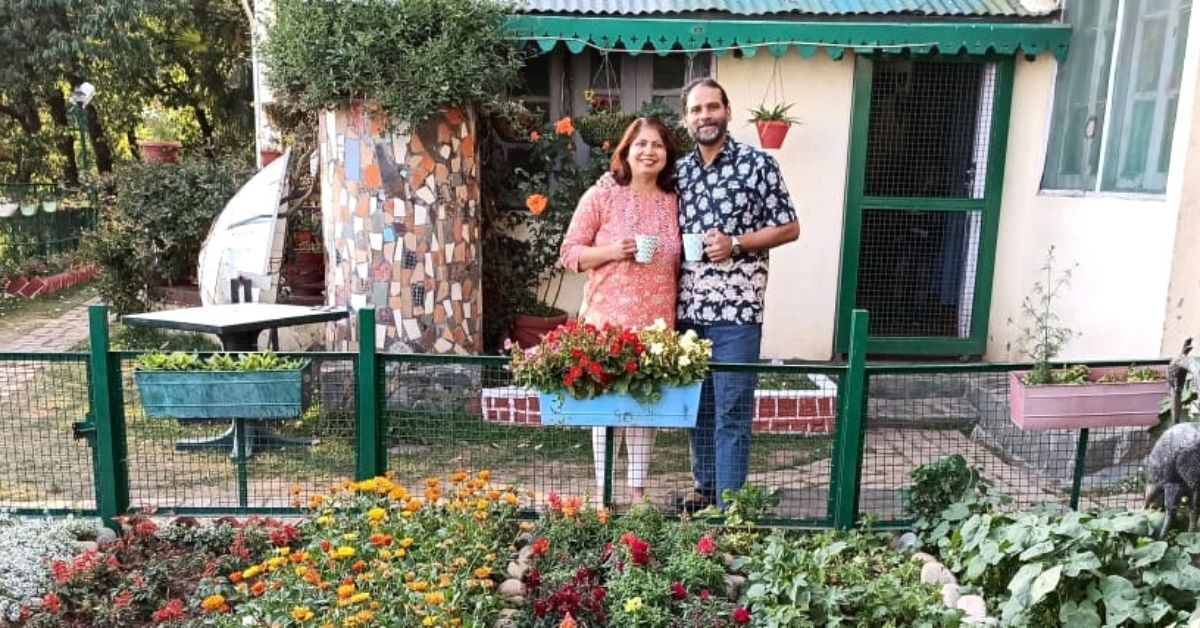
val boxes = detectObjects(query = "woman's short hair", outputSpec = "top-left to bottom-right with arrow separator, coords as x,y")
609,117 -> 679,192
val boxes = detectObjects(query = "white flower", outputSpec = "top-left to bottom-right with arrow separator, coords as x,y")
678,355 -> 692,367
679,331 -> 697,350
0,513 -> 102,621
649,342 -> 665,355
646,318 -> 668,333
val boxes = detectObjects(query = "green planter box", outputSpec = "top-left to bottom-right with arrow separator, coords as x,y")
134,360 -> 311,419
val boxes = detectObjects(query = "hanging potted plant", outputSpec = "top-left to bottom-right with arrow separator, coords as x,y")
1008,247 -> 1167,430
0,195 -> 17,218
40,191 -> 58,213
19,193 -> 39,216
510,319 -> 712,427
749,103 -> 799,150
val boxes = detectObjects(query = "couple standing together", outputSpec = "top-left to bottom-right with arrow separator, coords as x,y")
559,78 -> 799,512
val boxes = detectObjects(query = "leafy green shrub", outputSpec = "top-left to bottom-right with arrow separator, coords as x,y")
938,506 -> 1200,626
82,156 -> 253,314
134,350 -> 303,372
263,0 -> 524,129
743,531 -> 961,626
902,454 -> 981,526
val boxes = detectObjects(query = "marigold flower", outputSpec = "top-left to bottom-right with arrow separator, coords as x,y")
399,537 -> 415,548
242,565 -> 262,579
474,566 -> 491,579
526,194 -> 549,216
559,614 -> 578,628
554,117 -> 575,136
291,606 -> 315,622
335,546 -> 356,560
624,596 -> 643,613
450,469 -> 468,482
229,570 -> 243,584
367,507 -> 388,523
251,581 -> 267,597
200,594 -> 229,613
338,583 -> 357,599
425,591 -> 446,605
350,592 -> 370,605
504,492 -> 519,506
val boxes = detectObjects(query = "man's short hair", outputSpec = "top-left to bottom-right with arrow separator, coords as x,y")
681,77 -> 730,109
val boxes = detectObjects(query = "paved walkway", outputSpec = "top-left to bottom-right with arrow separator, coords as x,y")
0,297 -> 100,352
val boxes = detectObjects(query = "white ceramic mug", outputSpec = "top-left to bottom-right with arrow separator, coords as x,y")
634,235 -> 659,264
682,233 -> 705,262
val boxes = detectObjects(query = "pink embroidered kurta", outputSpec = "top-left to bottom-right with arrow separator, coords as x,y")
560,174 -> 680,329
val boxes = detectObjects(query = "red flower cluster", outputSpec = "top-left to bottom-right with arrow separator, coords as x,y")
620,533 -> 650,567
530,567 -> 607,624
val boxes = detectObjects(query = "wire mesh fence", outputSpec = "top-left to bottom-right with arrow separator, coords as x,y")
0,354 -> 96,513
0,345 -> 1166,526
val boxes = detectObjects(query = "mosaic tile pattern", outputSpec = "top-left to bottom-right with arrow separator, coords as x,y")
319,102 -> 481,353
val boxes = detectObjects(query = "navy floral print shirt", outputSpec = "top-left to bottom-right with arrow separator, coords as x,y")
676,136 -> 797,325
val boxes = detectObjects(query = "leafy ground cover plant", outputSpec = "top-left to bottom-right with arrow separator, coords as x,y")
742,530 -> 962,627
936,505 -> 1200,626
901,454 -> 982,528
0,513 -> 99,623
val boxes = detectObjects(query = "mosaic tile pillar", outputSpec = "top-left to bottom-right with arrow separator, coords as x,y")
319,102 -> 480,353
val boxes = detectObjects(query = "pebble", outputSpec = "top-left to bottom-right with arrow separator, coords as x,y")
910,551 -> 937,564
724,574 -> 746,600
920,561 -> 957,586
957,594 -> 987,618
497,578 -> 526,600
940,583 -> 960,608
506,561 -> 529,580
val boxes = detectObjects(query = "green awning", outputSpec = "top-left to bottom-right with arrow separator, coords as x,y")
506,16 -> 1071,61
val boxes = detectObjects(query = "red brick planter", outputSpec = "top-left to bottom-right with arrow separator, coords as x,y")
3,265 -> 99,299
480,375 -> 838,434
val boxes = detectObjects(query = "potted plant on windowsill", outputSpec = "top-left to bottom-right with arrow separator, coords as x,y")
749,103 -> 799,150
510,319 -> 712,427
133,351 -> 311,419
1008,247 -> 1167,430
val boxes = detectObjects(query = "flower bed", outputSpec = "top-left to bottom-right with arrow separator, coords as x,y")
480,373 -> 838,435
2,264 -> 98,299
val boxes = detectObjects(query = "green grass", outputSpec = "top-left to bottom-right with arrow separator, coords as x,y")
757,372 -> 821,391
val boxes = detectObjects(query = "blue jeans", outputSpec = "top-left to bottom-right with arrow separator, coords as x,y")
679,323 -> 762,508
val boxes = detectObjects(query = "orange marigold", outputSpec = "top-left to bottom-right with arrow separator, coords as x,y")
554,117 -> 575,136
526,194 -> 549,216
200,594 -> 229,613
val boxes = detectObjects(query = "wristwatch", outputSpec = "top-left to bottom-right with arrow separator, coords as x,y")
730,236 -> 742,257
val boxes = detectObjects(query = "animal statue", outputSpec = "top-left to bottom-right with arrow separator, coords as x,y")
1144,338 -> 1200,537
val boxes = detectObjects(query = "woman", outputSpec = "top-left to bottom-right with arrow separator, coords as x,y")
560,117 -> 681,506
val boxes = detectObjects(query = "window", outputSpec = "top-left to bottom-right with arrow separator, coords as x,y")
1042,0 -> 1191,194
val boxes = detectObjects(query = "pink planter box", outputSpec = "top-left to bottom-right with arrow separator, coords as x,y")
3,265 -> 98,299
481,374 -> 838,435
1008,367 -> 1168,431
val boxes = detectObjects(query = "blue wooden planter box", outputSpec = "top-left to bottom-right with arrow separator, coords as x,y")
134,360 -> 311,420
537,382 -> 703,428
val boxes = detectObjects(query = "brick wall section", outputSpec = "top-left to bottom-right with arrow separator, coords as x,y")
3,265 -> 99,299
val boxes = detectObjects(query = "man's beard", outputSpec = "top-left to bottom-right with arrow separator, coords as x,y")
689,120 -> 727,146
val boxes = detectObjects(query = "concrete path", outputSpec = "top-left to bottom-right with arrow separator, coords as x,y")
0,297 -> 100,352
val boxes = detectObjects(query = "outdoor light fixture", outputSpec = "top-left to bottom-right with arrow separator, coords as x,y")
71,82 -> 96,107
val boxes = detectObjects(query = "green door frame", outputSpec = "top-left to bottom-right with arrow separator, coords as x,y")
834,55 -> 1015,356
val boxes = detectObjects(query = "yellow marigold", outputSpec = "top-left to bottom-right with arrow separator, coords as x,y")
291,484 -> 302,495
267,556 -> 287,570
395,548 -> 407,558
473,510 -> 489,522
505,493 -> 519,506
316,515 -> 335,527
525,194 -> 548,216
338,583 -> 357,599
357,478 -> 377,492
278,547 -> 291,556
350,592 -> 370,605
309,494 -> 326,508
425,487 -> 441,502
335,546 -> 356,560
439,574 -> 453,588
450,469 -> 468,483
389,487 -> 408,501
423,616 -> 438,627
404,571 -> 416,582
342,532 -> 359,541
453,556 -> 469,567
291,606 -> 315,622
425,591 -> 446,605
624,597 -> 644,613
295,566 -> 310,577
408,580 -> 429,592
554,117 -> 575,136
473,566 -> 491,579
485,552 -> 497,562
425,477 -> 440,488
242,565 -> 263,579
477,470 -> 490,482
355,610 -> 375,623
367,507 -> 388,523
379,549 -> 393,560
475,499 -> 490,510
399,537 -> 415,548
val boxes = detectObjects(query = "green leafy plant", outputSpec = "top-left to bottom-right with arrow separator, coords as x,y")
81,156 -> 252,314
936,506 -> 1200,626
748,103 -> 799,124
134,350 -> 303,372
743,530 -> 961,627
138,104 -> 185,143
901,454 -> 981,527
262,0 -> 524,130
1011,246 -> 1080,385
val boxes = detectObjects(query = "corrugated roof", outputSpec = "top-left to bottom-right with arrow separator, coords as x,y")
518,0 -> 1060,17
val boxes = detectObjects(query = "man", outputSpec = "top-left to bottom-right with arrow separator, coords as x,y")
675,77 -> 800,512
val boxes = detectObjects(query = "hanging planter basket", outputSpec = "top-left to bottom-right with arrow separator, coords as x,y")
755,120 -> 792,149
41,200 -> 58,213
19,202 -> 38,217
0,202 -> 17,218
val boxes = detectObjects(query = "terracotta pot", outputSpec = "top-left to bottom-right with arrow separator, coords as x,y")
261,149 -> 284,167
1008,367 -> 1167,431
510,311 -> 568,348
139,140 -> 182,165
755,120 -> 791,149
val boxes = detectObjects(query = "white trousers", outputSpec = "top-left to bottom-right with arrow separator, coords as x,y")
592,427 -> 656,493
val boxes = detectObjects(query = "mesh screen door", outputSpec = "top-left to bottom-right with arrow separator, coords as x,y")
836,56 -> 1014,356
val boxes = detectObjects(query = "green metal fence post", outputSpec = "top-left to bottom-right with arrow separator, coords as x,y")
356,308 -> 385,480
1069,428 -> 1090,510
831,309 -> 869,530
88,305 -> 129,530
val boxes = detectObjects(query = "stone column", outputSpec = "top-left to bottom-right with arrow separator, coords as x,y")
319,101 -> 480,353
